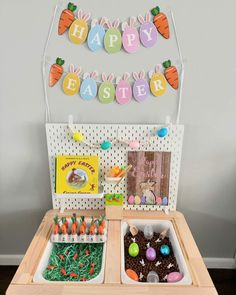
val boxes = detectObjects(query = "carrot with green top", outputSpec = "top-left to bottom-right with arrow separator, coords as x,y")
53,215 -> 60,234
89,217 -> 96,235
80,216 -> 86,228
151,6 -> 170,39
163,60 -> 179,90
72,213 -> 78,227
58,2 -> 77,35
49,57 -> 64,87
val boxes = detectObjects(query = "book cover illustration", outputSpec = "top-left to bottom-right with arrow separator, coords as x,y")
127,151 -> 171,206
56,155 -> 99,194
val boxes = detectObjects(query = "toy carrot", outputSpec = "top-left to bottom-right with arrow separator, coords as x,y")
53,215 -> 60,234
61,217 -> 69,229
58,2 -> 77,35
79,224 -> 86,235
80,216 -> 86,228
89,217 -> 96,235
72,213 -> 78,227
71,215 -> 77,235
70,272 -> 78,278
49,57 -> 64,87
163,60 -> 179,90
151,6 -> 170,39
100,214 -> 106,228
98,223 -> 104,235
61,223 -> 67,235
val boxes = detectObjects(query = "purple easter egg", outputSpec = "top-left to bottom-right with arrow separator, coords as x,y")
167,272 -> 183,283
116,80 -> 132,105
156,196 -> 162,205
146,247 -> 156,261
133,79 -> 150,102
140,22 -> 158,48
128,195 -> 135,205
122,27 -> 140,53
141,196 -> 146,204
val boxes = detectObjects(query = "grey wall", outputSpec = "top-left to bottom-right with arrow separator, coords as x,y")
0,0 -> 236,259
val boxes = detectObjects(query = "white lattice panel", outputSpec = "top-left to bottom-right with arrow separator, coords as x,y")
46,123 -> 184,211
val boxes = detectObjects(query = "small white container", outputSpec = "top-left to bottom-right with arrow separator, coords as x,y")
33,240 -> 107,284
121,219 -> 192,285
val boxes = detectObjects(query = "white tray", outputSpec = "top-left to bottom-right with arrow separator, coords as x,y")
121,219 -> 192,285
33,241 -> 106,284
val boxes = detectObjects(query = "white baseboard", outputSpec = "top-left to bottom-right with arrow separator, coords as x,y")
204,257 -> 236,269
0,255 -> 24,265
0,255 -> 235,269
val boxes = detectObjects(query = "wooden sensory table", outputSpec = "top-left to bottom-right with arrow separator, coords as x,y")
6,209 -> 217,295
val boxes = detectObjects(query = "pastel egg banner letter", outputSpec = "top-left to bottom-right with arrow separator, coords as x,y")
69,10 -> 90,45
80,78 -> 97,100
63,73 -> 80,96
98,82 -> 115,103
116,80 -> 132,105
122,18 -> 140,53
133,79 -> 149,102
104,20 -> 122,54
138,13 -> 158,48
150,73 -> 167,97
87,22 -> 105,52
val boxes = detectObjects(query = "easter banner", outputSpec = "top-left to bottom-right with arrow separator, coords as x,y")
57,3 -> 170,54
48,59 -> 179,104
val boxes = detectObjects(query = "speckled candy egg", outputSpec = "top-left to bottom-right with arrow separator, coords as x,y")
157,127 -> 169,138
100,141 -> 112,150
128,242 -> 139,257
140,22 -> 158,48
162,197 -> 168,206
128,195 -> 135,205
134,195 -> 141,205
146,247 -> 156,261
141,196 -> 146,204
133,79 -> 150,102
167,272 -> 183,283
116,79 -> 132,105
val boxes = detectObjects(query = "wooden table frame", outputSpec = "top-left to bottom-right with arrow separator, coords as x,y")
7,210 -> 217,295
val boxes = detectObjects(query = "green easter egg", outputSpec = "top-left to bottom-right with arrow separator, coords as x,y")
128,242 -> 139,257
101,141 -> 112,150
104,28 -> 122,54
98,82 -> 115,104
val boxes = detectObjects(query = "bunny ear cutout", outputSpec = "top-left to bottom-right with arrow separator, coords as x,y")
102,72 -> 107,82
139,70 -> 145,79
100,17 -> 106,27
105,18 -> 112,29
91,18 -> 98,28
133,72 -> 139,81
83,72 -> 90,79
83,12 -> 91,22
130,16 -> 137,27
145,12 -> 151,22
155,64 -> 162,73
108,73 -> 114,82
113,18 -> 120,28
138,14 -> 145,24
75,66 -> 82,76
70,64 -> 75,73
148,70 -> 154,79
77,9 -> 83,19
91,70 -> 98,79
123,72 -> 130,81
122,21 -> 128,31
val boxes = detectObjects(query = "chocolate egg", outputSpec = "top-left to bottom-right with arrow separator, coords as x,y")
167,272 -> 183,283
129,242 -> 139,257
146,247 -> 156,261
126,269 -> 139,281
160,244 -> 170,256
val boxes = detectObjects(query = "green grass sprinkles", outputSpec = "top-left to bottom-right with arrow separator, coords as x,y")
43,243 -> 103,281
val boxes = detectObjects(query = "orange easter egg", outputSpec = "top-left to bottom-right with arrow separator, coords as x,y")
126,269 -> 139,281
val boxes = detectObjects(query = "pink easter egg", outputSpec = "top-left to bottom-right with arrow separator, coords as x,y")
133,79 -> 150,102
167,272 -> 183,283
116,80 -> 132,105
140,22 -> 158,48
128,195 -> 135,205
129,140 -> 140,149
156,196 -> 162,205
122,27 -> 140,53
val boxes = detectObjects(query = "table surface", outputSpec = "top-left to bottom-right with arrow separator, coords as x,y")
6,210 -> 218,295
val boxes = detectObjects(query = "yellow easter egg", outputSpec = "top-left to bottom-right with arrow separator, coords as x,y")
150,73 -> 167,97
134,195 -> 141,205
69,19 -> 88,44
62,73 -> 80,96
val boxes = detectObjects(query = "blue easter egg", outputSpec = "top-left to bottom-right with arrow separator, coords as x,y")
162,197 -> 168,206
101,141 -> 112,150
87,25 -> 105,52
80,78 -> 97,101
157,127 -> 169,138
160,244 -> 170,256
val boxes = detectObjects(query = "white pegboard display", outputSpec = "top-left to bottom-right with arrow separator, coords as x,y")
46,123 -> 184,211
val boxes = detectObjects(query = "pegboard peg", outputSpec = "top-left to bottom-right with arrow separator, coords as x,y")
165,116 -> 171,125
68,114 -> 74,133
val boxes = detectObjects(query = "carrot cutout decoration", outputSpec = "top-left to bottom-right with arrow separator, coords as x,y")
71,215 -> 77,235
163,60 -> 179,90
89,217 -> 96,235
151,6 -> 170,39
53,215 -> 60,235
58,2 -> 77,35
49,57 -> 64,87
